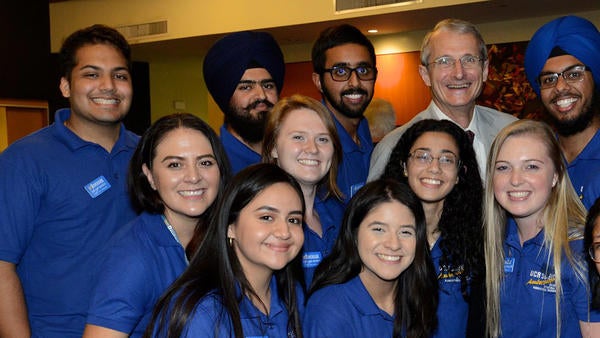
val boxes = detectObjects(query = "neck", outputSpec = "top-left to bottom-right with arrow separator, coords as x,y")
359,271 -> 396,316
514,217 -> 543,246
227,125 -> 263,154
64,117 -> 120,152
433,99 -> 475,129
163,212 -> 198,249
302,184 -> 323,236
327,103 -> 362,144
245,270 -> 272,315
558,119 -> 599,163
422,201 -> 443,246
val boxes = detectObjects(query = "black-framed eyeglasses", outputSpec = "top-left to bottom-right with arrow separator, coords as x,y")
589,243 -> 600,263
537,65 -> 589,90
425,55 -> 484,70
408,149 -> 460,169
322,65 -> 377,82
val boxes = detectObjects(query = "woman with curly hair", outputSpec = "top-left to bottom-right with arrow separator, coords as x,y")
381,119 -> 485,337
585,198 -> 600,310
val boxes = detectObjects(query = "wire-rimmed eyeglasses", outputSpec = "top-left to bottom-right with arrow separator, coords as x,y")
537,65 -> 589,90
425,55 -> 484,70
408,149 -> 460,169
322,65 -> 377,82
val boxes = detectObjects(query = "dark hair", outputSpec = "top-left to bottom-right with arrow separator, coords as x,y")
311,24 -> 376,75
128,113 -> 232,258
59,24 -> 131,81
145,163 -> 305,338
310,179 -> 437,337
585,197 -> 600,309
382,119 -> 485,297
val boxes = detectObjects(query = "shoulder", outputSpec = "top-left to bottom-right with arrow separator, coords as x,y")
475,105 -> 518,125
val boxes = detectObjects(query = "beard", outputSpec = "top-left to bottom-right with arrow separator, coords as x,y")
225,98 -> 273,143
321,80 -> 372,119
549,91 -> 599,136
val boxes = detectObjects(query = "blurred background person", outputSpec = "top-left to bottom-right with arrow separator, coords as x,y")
364,98 -> 397,144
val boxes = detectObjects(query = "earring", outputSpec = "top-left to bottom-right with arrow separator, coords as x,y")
402,163 -> 408,177
228,237 -> 233,246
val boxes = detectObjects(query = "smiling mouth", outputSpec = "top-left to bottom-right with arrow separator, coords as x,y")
377,253 -> 401,262
507,191 -> 529,199
447,83 -> 470,89
92,97 -> 120,105
554,97 -> 578,109
421,178 -> 441,185
179,189 -> 205,197
298,159 -> 319,166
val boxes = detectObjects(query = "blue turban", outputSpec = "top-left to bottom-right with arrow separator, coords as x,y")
203,31 -> 285,114
525,15 -> 600,96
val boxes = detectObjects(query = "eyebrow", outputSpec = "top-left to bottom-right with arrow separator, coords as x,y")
238,79 -> 275,85
160,153 -> 216,163
412,147 -> 458,155
539,64 -> 585,75
254,205 -> 303,215
78,64 -> 130,73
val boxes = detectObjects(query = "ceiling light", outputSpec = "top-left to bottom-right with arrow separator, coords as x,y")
368,29 -> 378,34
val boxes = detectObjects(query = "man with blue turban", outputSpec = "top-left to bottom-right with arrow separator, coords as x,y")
203,31 -> 285,173
525,15 -> 600,209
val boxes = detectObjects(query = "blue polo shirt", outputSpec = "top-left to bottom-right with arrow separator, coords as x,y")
431,238 -> 468,338
220,125 -> 261,174
0,108 -> 138,337
330,111 -> 373,204
302,194 -> 345,287
567,128 -> 600,209
500,218 -> 600,337
177,277 -> 303,337
303,275 -> 394,338
87,212 -> 188,337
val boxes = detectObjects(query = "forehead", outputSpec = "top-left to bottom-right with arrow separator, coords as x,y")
280,107 -> 325,127
155,127 -> 212,153
411,131 -> 459,152
324,43 -> 373,66
428,30 -> 479,57
498,134 -> 550,159
593,218 -> 600,237
245,182 -> 301,209
239,68 -> 273,81
541,54 -> 585,72
74,43 -> 128,68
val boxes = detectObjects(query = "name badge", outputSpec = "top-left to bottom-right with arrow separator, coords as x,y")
504,257 -> 515,273
303,251 -> 322,268
84,176 -> 111,198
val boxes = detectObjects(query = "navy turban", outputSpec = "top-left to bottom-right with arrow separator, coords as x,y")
203,31 -> 285,114
525,15 -> 600,96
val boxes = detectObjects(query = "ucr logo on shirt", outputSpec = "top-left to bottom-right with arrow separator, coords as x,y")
84,175 -> 111,198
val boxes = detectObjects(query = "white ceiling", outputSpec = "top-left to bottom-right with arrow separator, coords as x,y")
128,0 -> 600,61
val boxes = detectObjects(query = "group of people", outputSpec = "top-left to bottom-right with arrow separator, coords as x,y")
1,12 -> 600,338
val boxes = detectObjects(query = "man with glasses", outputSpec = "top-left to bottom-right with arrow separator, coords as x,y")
525,15 -> 600,209
368,18 -> 517,181
311,24 -> 377,203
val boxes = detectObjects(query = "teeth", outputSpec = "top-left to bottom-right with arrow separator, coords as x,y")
344,94 -> 362,99
377,254 -> 400,262
556,97 -> 577,107
92,98 -> 119,104
422,178 -> 441,185
447,83 -> 469,89
179,190 -> 204,197
298,159 -> 319,165
508,191 -> 529,198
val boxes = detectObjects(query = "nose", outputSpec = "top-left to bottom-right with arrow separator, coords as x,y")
184,165 -> 201,183
253,84 -> 267,101
99,74 -> 116,92
273,220 -> 291,240
304,138 -> 318,154
451,61 -> 465,79
554,75 -> 571,92
510,168 -> 522,186
426,158 -> 442,173
384,233 -> 402,251
347,69 -> 361,87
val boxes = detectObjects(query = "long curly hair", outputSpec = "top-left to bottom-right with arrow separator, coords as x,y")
585,197 -> 600,309
381,119 -> 484,296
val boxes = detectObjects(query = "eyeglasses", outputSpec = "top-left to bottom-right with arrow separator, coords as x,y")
537,65 -> 588,90
589,243 -> 600,262
408,149 -> 460,169
426,55 -> 484,70
322,65 -> 377,82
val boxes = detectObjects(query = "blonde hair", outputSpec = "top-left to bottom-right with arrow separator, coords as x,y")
484,119 -> 587,337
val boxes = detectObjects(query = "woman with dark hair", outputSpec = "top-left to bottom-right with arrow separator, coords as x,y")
263,94 -> 344,286
381,119 -> 485,337
585,198 -> 600,310
304,179 -> 437,338
84,113 -> 231,338
145,163 -> 305,338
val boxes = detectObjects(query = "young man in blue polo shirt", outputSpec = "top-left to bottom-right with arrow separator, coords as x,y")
311,24 -> 376,203
0,25 -> 138,337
